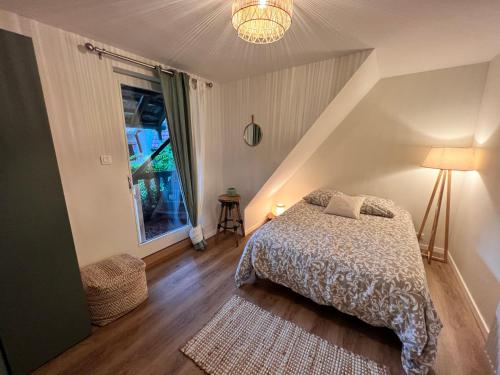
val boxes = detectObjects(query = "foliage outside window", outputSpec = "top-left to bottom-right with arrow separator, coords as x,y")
130,144 -> 176,174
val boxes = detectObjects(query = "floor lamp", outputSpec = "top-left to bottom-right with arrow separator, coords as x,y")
418,147 -> 475,264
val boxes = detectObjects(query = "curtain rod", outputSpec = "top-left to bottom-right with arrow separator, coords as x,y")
84,42 -> 213,88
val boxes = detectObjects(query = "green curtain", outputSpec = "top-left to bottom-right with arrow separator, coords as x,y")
157,68 -> 206,249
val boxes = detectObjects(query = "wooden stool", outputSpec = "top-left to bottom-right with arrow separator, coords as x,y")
216,194 -> 245,246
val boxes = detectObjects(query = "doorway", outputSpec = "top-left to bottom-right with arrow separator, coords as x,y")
119,80 -> 188,244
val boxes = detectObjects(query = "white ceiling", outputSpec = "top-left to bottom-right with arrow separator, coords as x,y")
1,0 -> 500,82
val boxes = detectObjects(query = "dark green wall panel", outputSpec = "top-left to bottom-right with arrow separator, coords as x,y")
0,29 -> 91,374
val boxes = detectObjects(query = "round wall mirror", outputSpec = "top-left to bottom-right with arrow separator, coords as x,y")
243,115 -> 263,147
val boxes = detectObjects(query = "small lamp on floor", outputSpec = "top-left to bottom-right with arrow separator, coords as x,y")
268,202 -> 286,221
273,202 -> 286,216
418,147 -> 475,264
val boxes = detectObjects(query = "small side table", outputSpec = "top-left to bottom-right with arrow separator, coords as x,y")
215,194 -> 245,246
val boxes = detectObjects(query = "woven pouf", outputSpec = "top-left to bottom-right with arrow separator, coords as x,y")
81,254 -> 148,326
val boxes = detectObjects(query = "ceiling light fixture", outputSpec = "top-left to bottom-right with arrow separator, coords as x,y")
232,0 -> 293,44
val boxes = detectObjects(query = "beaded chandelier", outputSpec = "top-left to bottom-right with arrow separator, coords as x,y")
232,0 -> 294,44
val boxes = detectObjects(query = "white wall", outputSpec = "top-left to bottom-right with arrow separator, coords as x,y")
274,63 -> 486,236
0,9 -> 223,266
451,55 -> 500,334
243,51 -> 381,232
219,50 -> 370,208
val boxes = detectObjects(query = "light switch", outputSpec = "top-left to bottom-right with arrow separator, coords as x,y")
100,155 -> 113,165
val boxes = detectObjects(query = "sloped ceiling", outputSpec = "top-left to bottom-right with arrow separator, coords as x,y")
1,0 -> 500,81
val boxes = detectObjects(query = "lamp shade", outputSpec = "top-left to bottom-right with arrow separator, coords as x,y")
232,0 -> 293,44
422,147 -> 475,171
273,202 -> 286,216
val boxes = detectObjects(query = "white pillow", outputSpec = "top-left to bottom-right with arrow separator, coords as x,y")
324,194 -> 366,219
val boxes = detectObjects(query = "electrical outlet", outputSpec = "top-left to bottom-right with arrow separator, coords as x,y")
100,155 -> 113,165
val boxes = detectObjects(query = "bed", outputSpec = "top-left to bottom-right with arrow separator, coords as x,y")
235,196 -> 442,375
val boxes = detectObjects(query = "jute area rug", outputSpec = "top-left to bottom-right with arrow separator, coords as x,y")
181,296 -> 390,375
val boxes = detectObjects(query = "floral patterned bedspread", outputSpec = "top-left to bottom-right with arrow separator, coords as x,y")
235,201 -> 442,375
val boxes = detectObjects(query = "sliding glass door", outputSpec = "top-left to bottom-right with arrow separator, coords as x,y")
119,80 -> 187,244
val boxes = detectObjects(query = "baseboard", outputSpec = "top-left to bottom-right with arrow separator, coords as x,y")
419,243 -> 489,339
419,243 -> 445,257
141,226 -> 223,270
448,253 -> 490,339
142,237 -> 193,270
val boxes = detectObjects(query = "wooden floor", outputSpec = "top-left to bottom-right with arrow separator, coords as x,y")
34,234 -> 490,375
